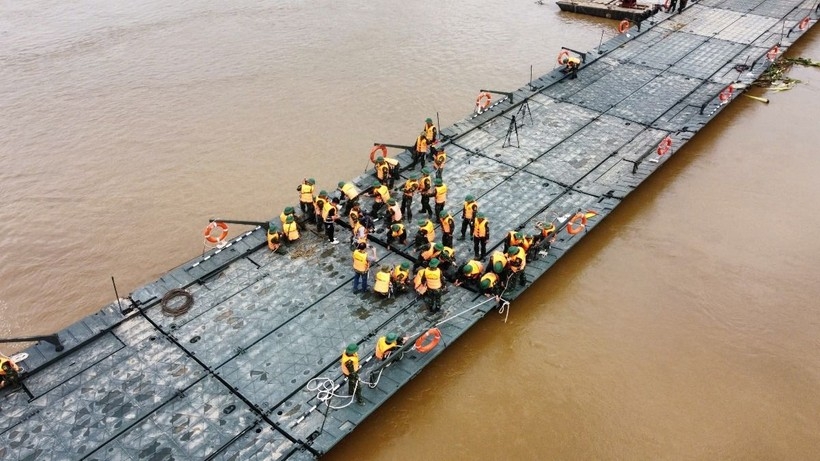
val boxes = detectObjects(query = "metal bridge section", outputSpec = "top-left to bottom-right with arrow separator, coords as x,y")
1,1 -> 816,459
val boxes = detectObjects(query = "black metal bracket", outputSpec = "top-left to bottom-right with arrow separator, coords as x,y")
561,47 -> 588,63
479,89 -> 514,104
372,142 -> 414,151
209,218 -> 270,228
0,334 -> 63,352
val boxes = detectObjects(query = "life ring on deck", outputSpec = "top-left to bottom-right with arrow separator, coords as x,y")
557,49 -> 570,66
618,20 -> 630,34
799,17 -> 810,31
370,144 -> 388,164
414,328 -> 442,353
664,0 -> 670,10
657,136 -> 672,156
566,213 -> 587,235
766,45 -> 780,61
475,92 -> 492,111
718,85 -> 734,103
204,221 -> 229,244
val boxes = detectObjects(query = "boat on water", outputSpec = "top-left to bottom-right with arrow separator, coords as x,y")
556,0 -> 660,21
0,1 -> 816,459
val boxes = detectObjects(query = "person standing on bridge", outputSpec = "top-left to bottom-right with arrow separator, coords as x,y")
423,117 -> 438,161
460,195 -> 479,241
432,147 -> 446,179
352,242 -> 377,293
408,133 -> 428,170
417,168 -> 434,218
401,174 -> 419,221
297,178 -> 316,221
322,197 -> 340,245
439,210 -> 455,248
433,178 -> 447,218
472,212 -> 490,260
337,181 -> 360,216
341,343 -> 364,405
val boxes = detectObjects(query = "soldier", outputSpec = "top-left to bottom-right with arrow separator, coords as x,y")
283,215 -> 300,242
369,180 -> 391,220
533,220 -> 557,257
375,156 -> 391,186
387,223 -> 407,249
297,178 -> 316,220
401,174 -> 419,221
433,178 -> 447,218
373,266 -> 392,297
479,272 -> 504,299
414,218 -> 436,250
504,231 -> 524,253
439,210 -> 455,248
454,259 -> 484,288
386,198 -> 403,225
417,168 -> 434,218
416,242 -> 443,270
421,258 -> 445,313
341,343 -> 364,405
506,246 -> 527,287
0,354 -> 21,389
352,242 -> 377,293
375,332 -> 406,361
391,262 -> 412,294
266,222 -> 285,254
280,206 -> 296,227
432,147 -> 446,179
459,195 -> 479,241
314,191 -> 329,232
422,117 -> 438,160
408,132 -> 428,170
322,197 -> 340,244
337,181 -> 360,215
472,212 -> 490,260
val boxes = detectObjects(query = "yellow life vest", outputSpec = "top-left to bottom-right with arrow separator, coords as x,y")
341,353 -> 359,375
283,221 -> 300,241
416,135 -> 428,152
440,246 -> 454,262
0,356 -> 10,375
434,151 -> 446,168
321,201 -> 336,221
434,184 -> 447,204
464,259 -> 484,277
440,214 -> 454,233
463,201 -> 478,220
384,157 -> 399,168
373,185 -> 390,203
340,183 -> 359,200
403,179 -> 418,196
419,175 -> 432,192
521,235 -> 534,252
420,243 -> 441,261
391,223 -> 405,237
424,267 -> 442,290
480,272 -> 498,288
508,253 -> 526,272
376,162 -> 390,181
299,183 -> 314,203
280,212 -> 289,226
566,56 -> 581,67
424,123 -> 436,142
540,223 -> 556,239
507,231 -> 523,247
353,249 -> 370,273
314,197 -> 326,214
473,218 -> 488,238
349,209 -> 360,222
375,337 -> 398,360
374,270 -> 391,294
391,266 -> 409,283
267,231 -> 280,250
419,220 -> 435,242
491,250 -> 507,267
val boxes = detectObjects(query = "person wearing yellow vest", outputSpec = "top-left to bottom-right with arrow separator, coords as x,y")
504,231 -> 524,253
421,258 -> 445,312
433,178 -> 447,218
375,156 -> 391,185
283,215 -> 300,242
314,191 -> 329,232
409,132 -> 428,170
297,178 -> 316,220
267,222 -> 285,254
417,168 -> 434,217
562,55 -> 581,79
352,242 -> 377,293
414,218 -> 436,251
520,234 -> 535,261
375,332 -> 406,361
416,242 -> 443,271
489,250 -> 509,279
479,272 -> 503,298
438,210 -> 455,247
280,206 -> 296,227
533,220 -> 557,257
0,355 -> 21,389
337,181 -> 360,215
369,180 -> 391,221
401,174 -> 419,220
459,194 -> 479,241
341,343 -> 364,405
454,259 -> 484,287
391,261 -> 411,294
506,246 -> 527,287
322,197 -> 340,245
423,117 -> 438,160
472,212 -> 490,260
373,266 -> 392,297
384,156 -> 400,188
433,148 -> 446,179
438,246 -> 455,273
387,223 -> 407,249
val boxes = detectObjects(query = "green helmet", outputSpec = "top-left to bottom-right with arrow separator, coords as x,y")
373,180 -> 382,188
493,261 -> 504,273
338,181 -> 346,188
410,173 -> 420,180
346,343 -> 359,354
308,178 -> 316,185
391,224 -> 401,232
376,156 -> 385,163
434,243 -> 444,251
268,221 -> 278,230
425,118 -> 433,123
421,167 -> 431,175
434,178 -> 443,186
319,190 -> 328,197
462,263 -> 474,274
465,194 -> 475,202
284,206 -> 294,214
438,210 -> 448,218
508,246 -> 520,255
514,232 -> 522,240
476,212 -> 485,219
400,262 -> 410,270
387,198 -> 396,205
429,258 -> 440,268
286,215 -> 295,223
418,219 -> 428,226
386,332 -> 398,343
480,278 -> 491,289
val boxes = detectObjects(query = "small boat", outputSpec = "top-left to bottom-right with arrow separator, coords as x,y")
556,0 -> 661,21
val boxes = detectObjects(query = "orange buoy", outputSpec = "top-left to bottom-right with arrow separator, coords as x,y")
204,221 -> 229,245
566,213 -> 587,235
799,17 -> 810,31
475,92 -> 492,111
718,85 -> 734,103
766,45 -> 779,61
657,136 -> 672,156
618,20 -> 630,34
557,49 -> 570,66
414,328 -> 442,353
370,144 -> 388,164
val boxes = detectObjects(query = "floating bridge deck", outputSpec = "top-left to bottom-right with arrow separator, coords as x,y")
1,2 -> 816,459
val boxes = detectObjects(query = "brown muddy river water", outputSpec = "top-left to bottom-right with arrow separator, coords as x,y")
2,1 -> 819,459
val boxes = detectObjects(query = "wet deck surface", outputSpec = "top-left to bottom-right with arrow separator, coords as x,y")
1,1 -> 816,459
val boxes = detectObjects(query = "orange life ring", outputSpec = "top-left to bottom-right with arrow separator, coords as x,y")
566,213 -> 587,235
718,85 -> 734,103
766,45 -> 779,61
204,221 -> 229,244
799,17 -> 810,31
475,92 -> 492,111
557,49 -> 570,66
657,136 -> 672,156
664,0 -> 670,10
414,328 -> 442,353
618,20 -> 630,34
370,144 -> 388,164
